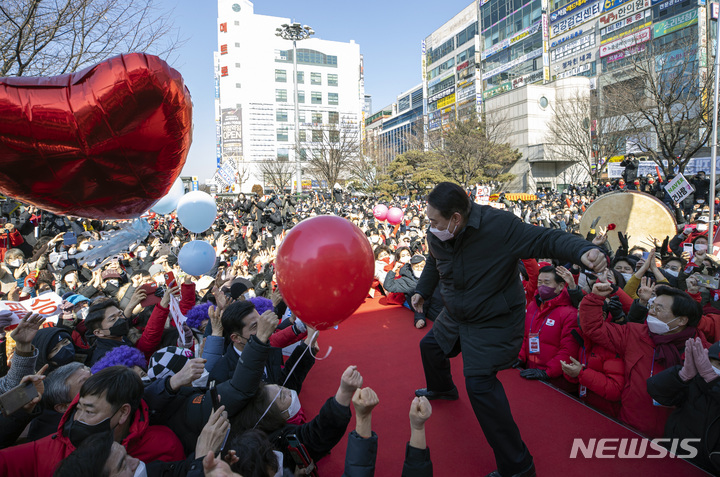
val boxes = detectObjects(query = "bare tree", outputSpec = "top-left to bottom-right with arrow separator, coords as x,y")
545,89 -> 625,180
427,112 -> 519,188
301,121 -> 360,198
0,0 -> 182,77
258,160 -> 293,192
347,155 -> 382,192
602,35 -> 713,176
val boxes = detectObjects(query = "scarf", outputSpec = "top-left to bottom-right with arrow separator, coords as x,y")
650,326 -> 698,368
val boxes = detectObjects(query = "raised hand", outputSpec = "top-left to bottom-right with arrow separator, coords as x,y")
336,365 -> 363,407
556,266 -> 576,289
637,276 -> 656,304
678,337 -> 697,382
591,281 -> 614,297
169,358 -> 207,391
10,313 -> 46,353
256,310 -> 279,343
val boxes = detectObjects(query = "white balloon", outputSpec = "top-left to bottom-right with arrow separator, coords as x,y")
150,179 -> 185,215
178,240 -> 216,276
176,191 -> 217,233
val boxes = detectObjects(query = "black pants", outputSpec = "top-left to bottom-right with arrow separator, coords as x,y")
419,328 -> 532,476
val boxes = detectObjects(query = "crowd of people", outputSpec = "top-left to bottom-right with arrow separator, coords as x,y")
0,172 -> 717,476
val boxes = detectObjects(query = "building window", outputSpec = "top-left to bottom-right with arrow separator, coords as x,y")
299,130 -> 307,142
311,72 -> 322,85
312,129 -> 323,142
235,63 -> 241,68
328,92 -> 338,105
312,112 -> 323,124
299,148 -> 307,160
277,128 -> 289,141
276,110 -> 288,122
234,42 -> 240,47
276,89 -> 287,102
311,91 -> 322,104
277,149 -> 289,161
297,91 -> 305,103
329,130 -> 340,143
298,111 -> 306,122
234,21 -> 239,26
235,83 -> 241,88
328,111 -> 339,124
297,71 -> 304,84
328,74 -> 338,86
275,69 -> 287,82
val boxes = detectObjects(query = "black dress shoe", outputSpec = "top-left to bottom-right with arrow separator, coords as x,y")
485,463 -> 536,477
414,387 -> 459,400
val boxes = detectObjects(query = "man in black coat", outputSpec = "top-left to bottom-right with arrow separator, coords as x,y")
412,182 -> 606,477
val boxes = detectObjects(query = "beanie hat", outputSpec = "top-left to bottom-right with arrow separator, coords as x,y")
147,346 -> 191,380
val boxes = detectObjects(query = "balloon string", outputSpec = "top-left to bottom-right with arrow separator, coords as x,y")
307,329 -> 332,360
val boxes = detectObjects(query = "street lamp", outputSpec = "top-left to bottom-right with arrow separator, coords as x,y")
276,22 -> 314,195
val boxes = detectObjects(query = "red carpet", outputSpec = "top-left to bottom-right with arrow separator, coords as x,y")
296,297 -> 711,476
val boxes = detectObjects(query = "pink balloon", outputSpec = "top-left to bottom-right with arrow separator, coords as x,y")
387,207 -> 404,225
373,204 -> 388,221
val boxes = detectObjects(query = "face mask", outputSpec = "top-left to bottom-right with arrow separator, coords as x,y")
413,270 -> 423,279
370,237 -> 379,244
8,259 -> 21,268
620,273 -> 633,282
537,285 -> 559,301
107,279 -> 119,288
154,276 -> 165,286
134,461 -> 148,477
429,217 -> 458,242
696,243 -> 708,252
78,243 -> 89,252
664,268 -> 679,277
138,251 -> 148,259
77,308 -> 89,320
51,344 -> 76,366
68,248 -> 77,255
243,290 -> 256,299
68,409 -> 117,448
284,389 -> 302,419
646,315 -> 680,335
399,256 -> 410,264
107,318 -> 130,337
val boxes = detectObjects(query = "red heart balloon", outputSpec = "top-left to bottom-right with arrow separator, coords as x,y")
0,53 -> 192,219
276,215 -> 374,330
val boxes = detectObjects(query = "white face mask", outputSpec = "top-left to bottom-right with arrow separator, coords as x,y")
8,259 -> 21,268
243,290 -> 256,299
413,269 -> 423,279
664,268 -> 679,277
399,256 -> 410,264
647,315 -> 680,335
134,461 -> 148,477
284,389 -> 301,419
620,272 -> 633,282
696,243 -> 708,252
429,217 -> 458,242
154,276 -> 165,286
78,243 -> 90,252
138,251 -> 148,259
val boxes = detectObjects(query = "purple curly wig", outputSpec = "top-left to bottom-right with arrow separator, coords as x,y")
185,302 -> 212,330
249,296 -> 274,316
91,345 -> 147,374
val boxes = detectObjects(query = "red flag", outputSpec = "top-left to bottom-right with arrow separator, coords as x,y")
656,166 -> 663,183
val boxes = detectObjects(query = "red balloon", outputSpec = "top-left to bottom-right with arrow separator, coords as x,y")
386,207 -> 404,225
0,53 -> 192,219
373,204 -> 388,221
276,215 -> 374,330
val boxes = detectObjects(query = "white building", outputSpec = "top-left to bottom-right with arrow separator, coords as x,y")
215,0 -> 364,192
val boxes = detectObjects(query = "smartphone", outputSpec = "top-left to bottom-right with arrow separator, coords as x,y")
696,274 -> 720,289
139,282 -> 162,308
683,243 -> 695,256
0,381 -> 38,416
63,232 -> 77,246
642,251 -> 649,260
164,271 -> 177,289
286,434 -> 317,476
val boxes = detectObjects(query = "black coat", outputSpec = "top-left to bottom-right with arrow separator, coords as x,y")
383,263 -> 442,323
647,365 -> 720,474
415,203 -> 597,376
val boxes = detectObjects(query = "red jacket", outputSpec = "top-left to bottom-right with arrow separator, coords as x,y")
566,311 -> 625,418
579,293 -> 709,438
519,287 -> 580,378
0,395 -> 184,477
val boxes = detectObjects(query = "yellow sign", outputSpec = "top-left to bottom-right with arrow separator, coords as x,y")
437,93 -> 456,109
608,155 -> 625,162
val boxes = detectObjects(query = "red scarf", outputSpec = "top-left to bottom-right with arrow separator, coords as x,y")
650,326 -> 698,368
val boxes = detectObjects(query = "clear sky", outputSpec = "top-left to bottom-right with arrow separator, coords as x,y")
164,0 -> 475,180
